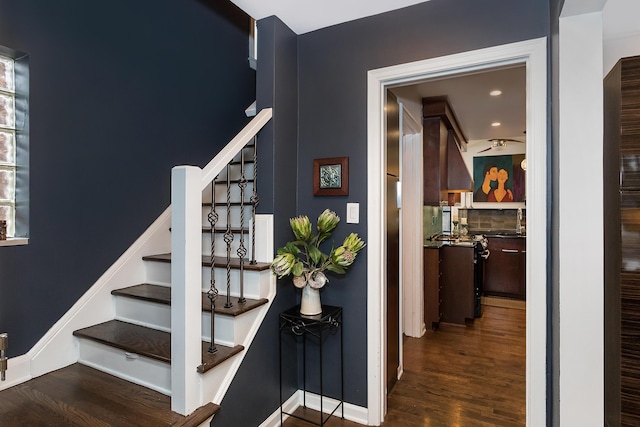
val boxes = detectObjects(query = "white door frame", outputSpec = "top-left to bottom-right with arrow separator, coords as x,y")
366,38 -> 548,426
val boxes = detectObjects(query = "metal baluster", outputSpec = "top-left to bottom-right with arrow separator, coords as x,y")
224,165 -> 234,309
206,177 -> 219,353
237,148 -> 248,304
250,136 -> 259,265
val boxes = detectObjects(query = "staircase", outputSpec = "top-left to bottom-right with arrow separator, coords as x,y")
0,109 -> 275,425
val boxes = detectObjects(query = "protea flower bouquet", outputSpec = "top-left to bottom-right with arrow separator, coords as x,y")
270,209 -> 366,315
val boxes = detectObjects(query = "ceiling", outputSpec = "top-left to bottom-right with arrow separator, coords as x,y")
391,65 -> 526,148
228,0 -> 433,34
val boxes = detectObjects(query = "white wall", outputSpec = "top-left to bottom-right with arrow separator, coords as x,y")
559,9 -> 605,427
603,0 -> 640,74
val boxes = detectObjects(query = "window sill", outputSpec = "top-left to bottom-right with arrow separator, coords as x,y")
0,237 -> 28,247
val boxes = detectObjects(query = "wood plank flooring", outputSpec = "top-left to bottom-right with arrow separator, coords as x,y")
0,364 -> 219,426
283,305 -> 526,427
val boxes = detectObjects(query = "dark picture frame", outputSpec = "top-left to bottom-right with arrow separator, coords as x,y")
313,157 -> 349,196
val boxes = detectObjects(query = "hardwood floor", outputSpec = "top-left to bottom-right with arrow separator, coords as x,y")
283,305 -> 526,427
0,364 -> 219,426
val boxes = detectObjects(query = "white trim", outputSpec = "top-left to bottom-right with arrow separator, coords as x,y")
0,353 -> 30,391
558,11 -> 604,425
26,208 -> 172,379
367,38 -> 548,425
401,132 -> 424,338
0,237 -> 28,246
259,390 -> 369,427
171,166 -> 203,414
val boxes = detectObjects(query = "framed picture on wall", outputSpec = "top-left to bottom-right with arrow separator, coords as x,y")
313,157 -> 349,196
472,154 -> 526,203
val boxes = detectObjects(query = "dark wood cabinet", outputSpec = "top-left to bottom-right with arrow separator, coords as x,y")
424,248 -> 441,330
422,97 -> 473,206
604,55 -> 640,427
422,118 -> 448,205
484,237 -> 526,300
440,245 -> 475,325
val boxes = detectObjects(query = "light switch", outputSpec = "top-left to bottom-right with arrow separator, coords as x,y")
346,203 -> 359,224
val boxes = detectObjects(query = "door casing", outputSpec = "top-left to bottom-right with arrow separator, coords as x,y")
366,37 -> 548,425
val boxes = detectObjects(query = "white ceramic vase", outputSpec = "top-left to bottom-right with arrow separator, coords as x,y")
300,284 -> 322,316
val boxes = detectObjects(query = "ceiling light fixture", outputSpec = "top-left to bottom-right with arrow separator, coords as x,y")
476,138 -> 525,153
490,89 -> 502,96
491,122 -> 501,127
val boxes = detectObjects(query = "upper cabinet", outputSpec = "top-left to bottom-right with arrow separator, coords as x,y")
422,97 -> 474,205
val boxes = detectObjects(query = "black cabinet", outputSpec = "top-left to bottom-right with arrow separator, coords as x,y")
440,245 -> 475,324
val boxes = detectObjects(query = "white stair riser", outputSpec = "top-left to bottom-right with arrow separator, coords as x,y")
77,338 -> 171,396
201,307 -> 262,347
112,296 -> 257,346
145,263 -> 270,299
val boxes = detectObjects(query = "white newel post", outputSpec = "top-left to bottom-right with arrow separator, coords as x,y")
171,166 -> 203,415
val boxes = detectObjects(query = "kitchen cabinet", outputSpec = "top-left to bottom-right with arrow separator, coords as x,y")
440,245 -> 475,324
484,237 -> 526,300
422,97 -> 474,206
604,55 -> 640,426
424,248 -> 441,330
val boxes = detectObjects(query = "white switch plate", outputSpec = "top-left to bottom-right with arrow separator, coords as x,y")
346,203 -> 359,224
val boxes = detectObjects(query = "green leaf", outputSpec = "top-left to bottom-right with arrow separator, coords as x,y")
327,264 -> 346,275
284,242 -> 301,255
308,245 -> 323,265
292,262 -> 304,277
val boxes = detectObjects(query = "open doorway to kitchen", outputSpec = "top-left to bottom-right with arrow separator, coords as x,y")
366,38 -> 547,426
390,64 -> 528,426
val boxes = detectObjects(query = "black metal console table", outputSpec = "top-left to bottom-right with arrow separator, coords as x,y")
279,305 -> 344,426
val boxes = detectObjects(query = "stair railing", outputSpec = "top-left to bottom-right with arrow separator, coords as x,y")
170,108 -> 272,415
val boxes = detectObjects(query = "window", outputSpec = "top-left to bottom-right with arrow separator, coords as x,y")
0,47 -> 28,245
0,55 -> 16,237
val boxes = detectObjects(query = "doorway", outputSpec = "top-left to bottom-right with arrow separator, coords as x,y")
366,38 -> 548,425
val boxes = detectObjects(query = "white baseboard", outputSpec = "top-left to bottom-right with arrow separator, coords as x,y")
259,390 -> 369,427
0,353 -> 31,391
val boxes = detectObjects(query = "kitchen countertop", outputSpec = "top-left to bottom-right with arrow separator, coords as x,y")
472,230 -> 526,238
424,240 -> 476,248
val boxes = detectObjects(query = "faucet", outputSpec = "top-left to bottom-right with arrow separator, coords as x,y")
516,208 -> 523,235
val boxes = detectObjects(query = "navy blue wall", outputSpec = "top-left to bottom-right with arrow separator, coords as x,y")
0,0 -> 255,356
210,16 -> 299,426
296,0 -> 550,407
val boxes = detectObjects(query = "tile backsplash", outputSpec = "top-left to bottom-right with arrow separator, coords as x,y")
462,208 -> 526,232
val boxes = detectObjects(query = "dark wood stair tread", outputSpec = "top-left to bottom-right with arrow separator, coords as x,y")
112,283 -> 268,316
73,320 -> 243,372
0,363 -> 220,426
142,253 -> 271,271
201,226 -> 249,233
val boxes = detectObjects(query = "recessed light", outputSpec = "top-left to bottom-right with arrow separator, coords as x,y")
490,90 -> 502,96
491,122 -> 501,127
